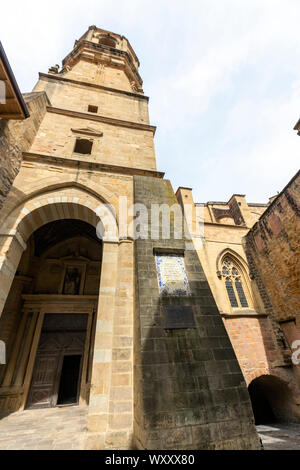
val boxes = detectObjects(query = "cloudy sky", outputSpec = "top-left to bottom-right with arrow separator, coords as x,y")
2,0 -> 299,203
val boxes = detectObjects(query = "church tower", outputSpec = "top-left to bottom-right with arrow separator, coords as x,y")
0,26 -> 260,450
32,25 -> 157,171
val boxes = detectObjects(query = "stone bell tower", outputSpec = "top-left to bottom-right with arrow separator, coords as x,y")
31,25 -> 157,171
61,26 -> 143,93
0,26 -> 260,450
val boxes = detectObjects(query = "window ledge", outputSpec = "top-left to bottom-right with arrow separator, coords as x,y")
221,309 -> 268,318
73,152 -> 91,156
273,358 -> 293,368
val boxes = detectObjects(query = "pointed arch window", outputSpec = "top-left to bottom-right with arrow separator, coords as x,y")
222,257 -> 249,308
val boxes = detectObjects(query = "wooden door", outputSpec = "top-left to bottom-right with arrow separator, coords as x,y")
26,314 -> 87,409
26,332 -> 61,409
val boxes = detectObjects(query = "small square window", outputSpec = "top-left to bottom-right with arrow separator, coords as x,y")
74,138 -> 93,155
88,105 -> 98,113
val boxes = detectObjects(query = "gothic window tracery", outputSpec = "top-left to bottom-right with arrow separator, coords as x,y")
222,257 -> 249,308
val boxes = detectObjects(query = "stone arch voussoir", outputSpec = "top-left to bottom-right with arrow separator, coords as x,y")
3,187 -> 118,242
0,187 -> 119,315
1,178 -> 120,226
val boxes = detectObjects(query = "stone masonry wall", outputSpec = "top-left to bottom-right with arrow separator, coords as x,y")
0,92 -> 50,209
223,315 -> 284,385
243,171 -> 300,327
34,76 -> 150,124
133,175 -> 260,450
29,112 -> 156,170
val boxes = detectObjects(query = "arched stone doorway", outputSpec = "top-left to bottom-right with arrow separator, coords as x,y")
0,185 -> 135,448
0,186 -> 118,317
0,219 -> 102,411
248,375 -> 296,424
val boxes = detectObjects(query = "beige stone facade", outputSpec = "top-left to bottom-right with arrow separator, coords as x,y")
0,26 -> 150,449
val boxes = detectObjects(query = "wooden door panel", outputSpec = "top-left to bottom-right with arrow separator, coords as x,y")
26,314 -> 88,410
31,355 -> 58,385
26,355 -> 59,409
27,387 -> 54,409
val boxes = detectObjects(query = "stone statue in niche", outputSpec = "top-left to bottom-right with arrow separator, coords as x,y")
63,267 -> 81,295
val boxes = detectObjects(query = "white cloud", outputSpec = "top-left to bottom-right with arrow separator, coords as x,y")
226,84 -> 300,192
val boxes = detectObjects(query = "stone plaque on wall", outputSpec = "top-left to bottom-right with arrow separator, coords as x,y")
155,254 -> 190,296
163,306 -> 196,329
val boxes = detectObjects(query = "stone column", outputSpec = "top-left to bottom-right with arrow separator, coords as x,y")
2,312 -> 28,387
14,312 -> 38,387
106,237 -> 134,449
0,275 -> 32,383
0,232 -> 26,317
86,25 -> 96,42
85,239 -> 119,449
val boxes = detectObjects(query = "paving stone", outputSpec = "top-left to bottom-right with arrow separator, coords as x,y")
0,405 -> 88,450
257,423 -> 300,450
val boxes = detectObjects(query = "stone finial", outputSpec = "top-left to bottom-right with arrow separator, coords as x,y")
48,64 -> 60,74
130,81 -> 138,92
61,65 -> 71,74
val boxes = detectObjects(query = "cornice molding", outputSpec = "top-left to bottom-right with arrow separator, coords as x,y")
71,127 -> 103,137
46,106 -> 156,134
38,73 -> 149,101
22,151 -> 165,179
203,222 -> 250,230
279,317 -> 296,325
221,311 -> 268,319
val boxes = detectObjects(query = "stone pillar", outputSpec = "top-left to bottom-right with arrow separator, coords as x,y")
0,275 -> 32,382
86,25 -> 96,42
0,232 -> 26,317
85,239 -> 119,449
14,312 -> 38,387
2,312 -> 28,387
106,237 -> 134,449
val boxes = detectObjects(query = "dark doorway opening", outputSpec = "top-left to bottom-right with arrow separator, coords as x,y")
26,314 -> 88,409
57,355 -> 82,406
248,375 -> 295,425
248,380 -> 276,424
